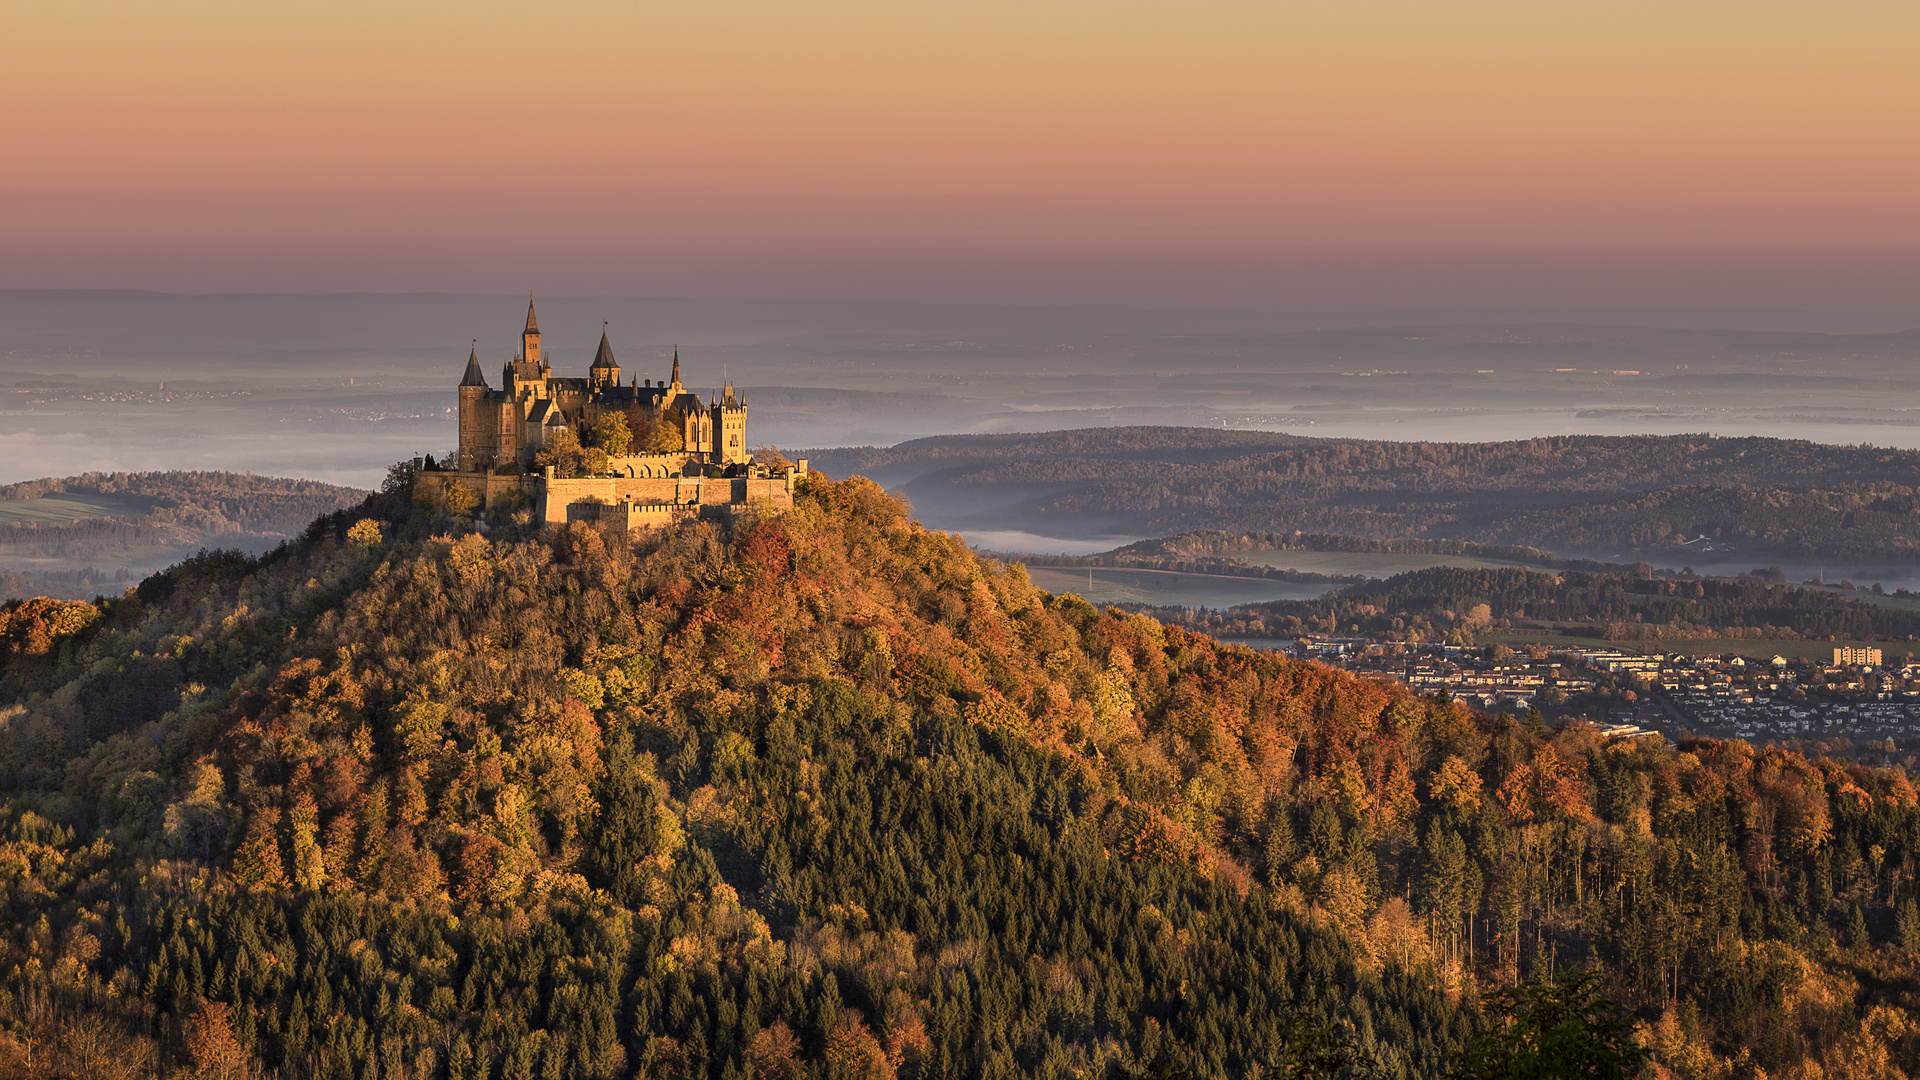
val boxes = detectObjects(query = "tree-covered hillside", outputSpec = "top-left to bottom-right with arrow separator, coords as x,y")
0,471 -> 367,602
810,428 -> 1920,564
0,477 -> 1915,1077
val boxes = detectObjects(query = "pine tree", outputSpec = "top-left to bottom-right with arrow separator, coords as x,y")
1898,898 -> 1920,954
1265,811 -> 1298,887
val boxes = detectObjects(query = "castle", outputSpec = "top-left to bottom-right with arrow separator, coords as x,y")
429,300 -> 803,528
457,300 -> 748,474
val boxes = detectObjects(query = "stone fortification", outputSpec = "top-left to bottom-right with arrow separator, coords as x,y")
422,300 -> 804,529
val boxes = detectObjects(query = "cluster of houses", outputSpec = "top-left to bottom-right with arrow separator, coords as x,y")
1245,636 -> 1916,751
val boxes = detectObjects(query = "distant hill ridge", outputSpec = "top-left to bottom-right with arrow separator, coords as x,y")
0,470 -> 365,601
807,427 -> 1920,563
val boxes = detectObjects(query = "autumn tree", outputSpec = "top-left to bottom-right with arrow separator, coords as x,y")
587,412 -> 632,456
441,478 -> 480,518
534,427 -> 588,477
186,1001 -> 249,1080
640,412 -> 685,453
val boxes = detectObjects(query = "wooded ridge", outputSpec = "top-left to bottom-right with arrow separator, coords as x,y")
809,429 -> 1920,563
0,479 -> 1913,1077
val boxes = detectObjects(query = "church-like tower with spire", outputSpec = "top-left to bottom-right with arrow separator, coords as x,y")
454,299 -> 751,474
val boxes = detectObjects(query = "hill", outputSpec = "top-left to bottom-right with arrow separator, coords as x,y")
0,471 -> 367,601
808,428 -> 1920,565
0,478 -> 1915,1076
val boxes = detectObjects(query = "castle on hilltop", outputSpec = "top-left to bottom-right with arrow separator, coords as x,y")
457,300 -> 748,474
427,300 -> 803,529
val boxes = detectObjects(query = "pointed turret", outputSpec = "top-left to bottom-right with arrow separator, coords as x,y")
589,323 -> 619,388
524,297 -> 539,334
457,340 -> 493,472
460,343 -> 488,387
670,347 -> 681,387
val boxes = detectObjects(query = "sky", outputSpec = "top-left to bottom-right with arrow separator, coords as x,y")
7,1 -> 1920,317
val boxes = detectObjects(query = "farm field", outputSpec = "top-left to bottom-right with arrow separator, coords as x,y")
0,492 -> 150,524
1023,566 -> 1331,608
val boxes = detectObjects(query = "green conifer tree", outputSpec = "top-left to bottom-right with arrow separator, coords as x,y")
1898,897 -> 1920,954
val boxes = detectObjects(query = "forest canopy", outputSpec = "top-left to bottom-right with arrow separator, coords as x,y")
0,476 -> 1914,1077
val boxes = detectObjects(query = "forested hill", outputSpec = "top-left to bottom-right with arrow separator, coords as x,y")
0,478 -> 1916,1077
0,470 -> 366,601
807,428 -> 1920,564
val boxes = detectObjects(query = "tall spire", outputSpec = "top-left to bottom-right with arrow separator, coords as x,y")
460,340 -> 488,387
521,297 -> 543,366
670,347 -> 681,387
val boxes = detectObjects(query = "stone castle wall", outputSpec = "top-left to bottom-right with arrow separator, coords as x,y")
538,474 -> 797,526
419,465 -> 802,531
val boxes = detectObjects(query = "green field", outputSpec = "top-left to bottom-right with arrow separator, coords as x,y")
1235,549 -> 1555,577
0,492 -> 150,524
1025,566 -> 1331,608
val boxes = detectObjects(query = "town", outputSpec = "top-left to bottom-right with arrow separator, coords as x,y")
1240,635 -> 1918,761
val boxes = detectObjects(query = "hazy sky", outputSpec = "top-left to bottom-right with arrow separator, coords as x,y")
8,2 -> 1919,316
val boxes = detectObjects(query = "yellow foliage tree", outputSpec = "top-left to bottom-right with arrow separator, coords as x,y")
587,412 -> 632,456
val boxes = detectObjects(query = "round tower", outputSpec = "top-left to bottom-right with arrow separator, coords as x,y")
457,342 -> 491,471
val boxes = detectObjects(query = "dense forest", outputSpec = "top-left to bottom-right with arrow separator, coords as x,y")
0,471 -> 365,601
811,428 -> 1920,563
0,476 -> 1916,1077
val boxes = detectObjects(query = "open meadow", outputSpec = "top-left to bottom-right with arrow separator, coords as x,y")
0,491 -> 151,524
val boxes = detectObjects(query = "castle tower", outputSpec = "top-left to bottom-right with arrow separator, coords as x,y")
589,324 -> 620,389
457,342 -> 492,471
712,382 -> 748,466
521,298 -> 542,368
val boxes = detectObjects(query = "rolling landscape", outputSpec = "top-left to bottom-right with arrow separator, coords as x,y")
0,472 -> 365,601
11,1 -> 1920,1078
3,473 -> 1917,1079
808,429 -> 1920,575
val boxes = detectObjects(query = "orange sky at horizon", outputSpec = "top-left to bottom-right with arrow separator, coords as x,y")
7,1 -> 1919,309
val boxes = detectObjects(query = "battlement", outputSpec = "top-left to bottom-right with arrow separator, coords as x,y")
418,460 -> 809,531
537,467 -> 806,530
